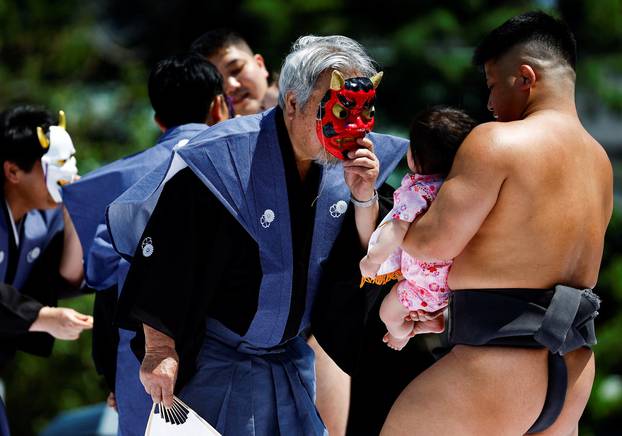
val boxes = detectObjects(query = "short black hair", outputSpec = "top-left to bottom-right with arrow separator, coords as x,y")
409,106 -> 477,176
148,53 -> 224,128
190,29 -> 252,59
0,105 -> 53,176
473,11 -> 577,70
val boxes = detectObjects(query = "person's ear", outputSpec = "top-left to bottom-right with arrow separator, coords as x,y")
284,91 -> 297,121
518,64 -> 536,90
154,115 -> 167,132
3,161 -> 21,185
254,53 -> 269,78
207,95 -> 229,125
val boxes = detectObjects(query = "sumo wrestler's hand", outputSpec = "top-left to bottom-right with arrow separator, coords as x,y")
408,309 -> 445,336
343,137 -> 379,202
140,324 -> 179,408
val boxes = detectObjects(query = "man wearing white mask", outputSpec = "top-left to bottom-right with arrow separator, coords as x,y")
0,105 -> 92,433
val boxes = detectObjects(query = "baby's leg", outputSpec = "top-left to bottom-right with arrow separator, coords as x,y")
379,282 -> 413,350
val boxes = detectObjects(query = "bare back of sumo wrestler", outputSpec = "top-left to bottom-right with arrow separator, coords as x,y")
382,111 -> 613,435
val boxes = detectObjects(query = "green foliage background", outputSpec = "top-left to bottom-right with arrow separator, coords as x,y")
0,0 -> 621,434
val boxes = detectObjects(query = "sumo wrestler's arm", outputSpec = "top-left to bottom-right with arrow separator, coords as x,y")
402,123 -> 507,261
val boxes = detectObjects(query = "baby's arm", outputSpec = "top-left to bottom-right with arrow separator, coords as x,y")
360,219 -> 410,277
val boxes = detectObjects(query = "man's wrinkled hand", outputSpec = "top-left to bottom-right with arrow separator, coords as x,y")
139,346 -> 179,408
344,137 -> 379,202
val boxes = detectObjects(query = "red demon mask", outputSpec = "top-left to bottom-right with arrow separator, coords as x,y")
316,70 -> 383,160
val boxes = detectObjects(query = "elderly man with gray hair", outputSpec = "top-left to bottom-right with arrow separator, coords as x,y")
110,35 -> 407,435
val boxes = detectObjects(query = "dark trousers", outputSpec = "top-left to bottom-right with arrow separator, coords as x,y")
346,296 -> 439,436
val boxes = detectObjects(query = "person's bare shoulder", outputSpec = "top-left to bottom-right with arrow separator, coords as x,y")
451,121 -> 524,174
586,130 -> 614,211
588,133 -> 612,171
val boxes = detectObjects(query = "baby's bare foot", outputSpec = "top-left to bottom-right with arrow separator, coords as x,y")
382,332 -> 410,351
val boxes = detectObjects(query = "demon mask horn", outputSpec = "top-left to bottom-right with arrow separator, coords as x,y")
40,110 -> 78,203
370,71 -> 383,89
37,127 -> 49,149
330,70 -> 346,91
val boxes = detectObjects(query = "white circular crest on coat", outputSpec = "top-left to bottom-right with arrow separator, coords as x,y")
260,209 -> 275,228
27,247 -> 41,263
173,139 -> 189,150
141,237 -> 154,257
329,200 -> 348,218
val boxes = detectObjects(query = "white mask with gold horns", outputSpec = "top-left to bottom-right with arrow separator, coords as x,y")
38,110 -> 78,203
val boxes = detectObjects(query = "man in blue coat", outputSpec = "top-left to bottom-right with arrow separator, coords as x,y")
110,35 -> 408,435
0,105 -> 92,434
192,30 -> 373,435
62,53 -> 229,436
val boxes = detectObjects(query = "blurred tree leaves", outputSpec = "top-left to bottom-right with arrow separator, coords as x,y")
3,295 -> 106,436
560,0 -> 622,112
581,209 -> 622,433
0,0 -> 157,175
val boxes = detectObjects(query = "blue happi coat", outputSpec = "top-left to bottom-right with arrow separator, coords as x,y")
62,124 -> 208,436
0,202 -> 65,436
0,205 -> 64,290
108,108 -> 407,435
63,123 -> 208,275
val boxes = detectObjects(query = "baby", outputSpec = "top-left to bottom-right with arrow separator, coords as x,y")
360,106 -> 477,350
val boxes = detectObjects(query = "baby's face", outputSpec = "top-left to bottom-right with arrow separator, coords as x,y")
406,146 -> 421,174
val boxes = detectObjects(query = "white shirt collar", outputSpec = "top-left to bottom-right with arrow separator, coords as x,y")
5,200 -> 20,247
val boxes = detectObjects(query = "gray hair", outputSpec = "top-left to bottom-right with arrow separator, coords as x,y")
278,35 -> 377,110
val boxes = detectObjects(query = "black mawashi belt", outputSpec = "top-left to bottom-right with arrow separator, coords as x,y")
448,285 -> 600,433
